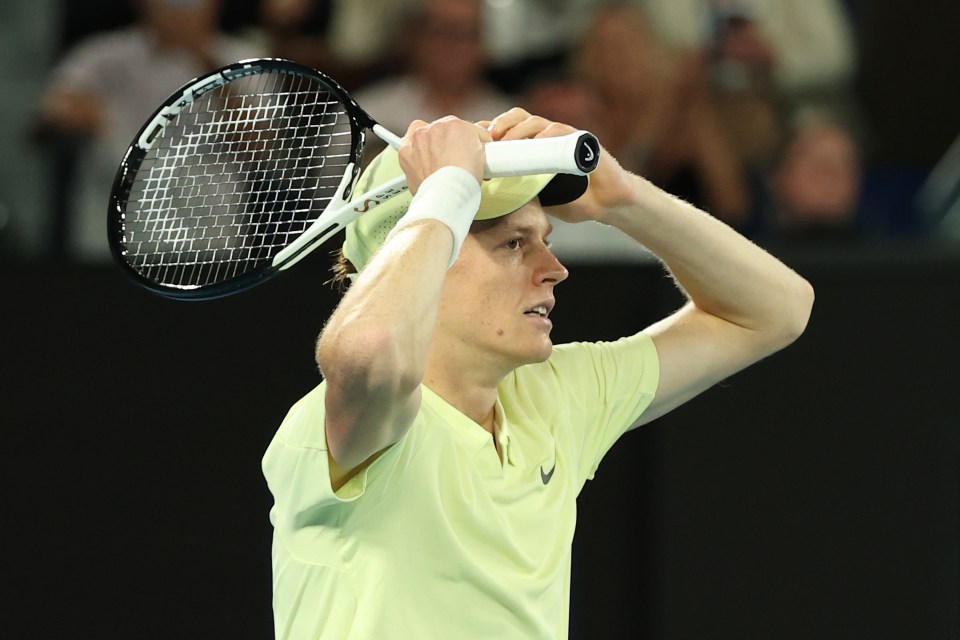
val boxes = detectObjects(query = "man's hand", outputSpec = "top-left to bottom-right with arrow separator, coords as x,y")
483,108 -> 637,224
400,116 -> 492,193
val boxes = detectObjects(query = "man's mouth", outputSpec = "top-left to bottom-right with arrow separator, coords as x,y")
525,305 -> 549,318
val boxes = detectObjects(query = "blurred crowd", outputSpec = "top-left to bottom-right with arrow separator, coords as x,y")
10,0 -> 950,263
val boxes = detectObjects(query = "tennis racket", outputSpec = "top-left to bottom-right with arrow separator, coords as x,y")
108,58 -> 600,300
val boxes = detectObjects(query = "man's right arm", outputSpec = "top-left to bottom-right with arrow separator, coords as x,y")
318,219 -> 452,480
316,117 -> 489,484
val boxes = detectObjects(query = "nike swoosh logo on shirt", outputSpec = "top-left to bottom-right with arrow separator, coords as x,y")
540,462 -> 556,485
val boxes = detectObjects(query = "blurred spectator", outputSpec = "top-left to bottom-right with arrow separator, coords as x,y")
480,0 -> 616,93
250,0 -> 375,89
324,0 -> 606,88
522,75 -> 609,144
520,72 -> 656,264
516,4 -> 752,264
569,4 -> 752,226
323,0 -> 420,72
762,117 -> 863,243
351,0 -> 514,155
915,132 -> 960,237
31,0 -> 264,262
639,0 -> 859,156
256,0 -> 333,71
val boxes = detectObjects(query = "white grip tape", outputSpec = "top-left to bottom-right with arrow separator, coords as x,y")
387,166 -> 481,267
483,133 -> 586,177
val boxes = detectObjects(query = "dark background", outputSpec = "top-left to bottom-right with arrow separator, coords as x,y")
4,241 -> 958,638
4,0 -> 960,637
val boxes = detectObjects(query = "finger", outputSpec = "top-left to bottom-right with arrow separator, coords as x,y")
498,116 -> 575,142
531,121 -> 578,140
403,119 -> 430,140
485,107 -> 534,140
473,121 -> 494,144
432,118 -> 494,145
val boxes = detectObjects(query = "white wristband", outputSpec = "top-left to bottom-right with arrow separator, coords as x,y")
387,165 -> 481,267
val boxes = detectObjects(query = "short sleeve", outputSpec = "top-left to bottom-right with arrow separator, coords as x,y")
262,384 -> 367,532
505,333 -> 660,486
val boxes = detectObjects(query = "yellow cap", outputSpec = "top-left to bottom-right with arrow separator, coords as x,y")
342,146 -> 587,272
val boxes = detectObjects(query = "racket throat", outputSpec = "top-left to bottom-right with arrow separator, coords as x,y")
273,162 -> 357,270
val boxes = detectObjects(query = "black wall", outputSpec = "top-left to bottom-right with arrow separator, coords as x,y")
4,242 -> 959,638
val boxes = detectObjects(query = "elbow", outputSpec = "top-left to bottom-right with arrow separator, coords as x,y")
318,325 -> 421,469
316,323 -> 423,398
775,277 -> 815,349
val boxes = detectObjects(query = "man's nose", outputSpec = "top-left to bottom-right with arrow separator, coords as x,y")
537,246 -> 568,285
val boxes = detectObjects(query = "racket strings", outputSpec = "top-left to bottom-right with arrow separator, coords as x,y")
121,69 -> 356,288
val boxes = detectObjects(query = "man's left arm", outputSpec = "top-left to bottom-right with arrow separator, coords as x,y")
603,172 -> 814,427
487,109 -> 814,428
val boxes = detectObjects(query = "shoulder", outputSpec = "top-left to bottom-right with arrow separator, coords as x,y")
273,382 -> 330,450
537,333 -> 659,376
504,333 -> 659,404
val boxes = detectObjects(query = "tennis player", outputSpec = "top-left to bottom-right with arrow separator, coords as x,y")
261,109 -> 814,638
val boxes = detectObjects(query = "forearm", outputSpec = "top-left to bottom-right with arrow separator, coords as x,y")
317,117 -> 489,467
318,221 -> 452,388
316,221 -> 453,468
318,157 -> 482,383
605,175 -> 812,340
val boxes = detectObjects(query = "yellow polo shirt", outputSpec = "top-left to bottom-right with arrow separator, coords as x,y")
262,332 -> 659,639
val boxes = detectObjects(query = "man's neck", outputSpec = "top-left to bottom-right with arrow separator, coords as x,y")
422,348 -> 506,434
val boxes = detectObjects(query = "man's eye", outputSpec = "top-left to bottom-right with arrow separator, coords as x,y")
505,238 -> 521,250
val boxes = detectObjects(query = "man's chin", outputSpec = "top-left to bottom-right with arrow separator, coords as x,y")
527,342 -> 554,364
504,340 -> 554,370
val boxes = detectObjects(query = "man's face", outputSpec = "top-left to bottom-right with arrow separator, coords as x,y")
433,201 -> 568,372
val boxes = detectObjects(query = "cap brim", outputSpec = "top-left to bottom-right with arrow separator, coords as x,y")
538,173 -> 589,207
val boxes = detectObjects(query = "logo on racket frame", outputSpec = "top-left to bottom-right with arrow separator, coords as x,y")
352,185 -> 409,213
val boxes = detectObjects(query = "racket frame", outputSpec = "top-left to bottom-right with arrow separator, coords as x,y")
108,58 -> 375,300
108,58 -> 600,300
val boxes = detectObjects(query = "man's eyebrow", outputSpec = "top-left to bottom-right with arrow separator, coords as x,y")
500,222 -> 554,237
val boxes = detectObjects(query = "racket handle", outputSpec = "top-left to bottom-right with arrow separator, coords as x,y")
483,131 -> 601,178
